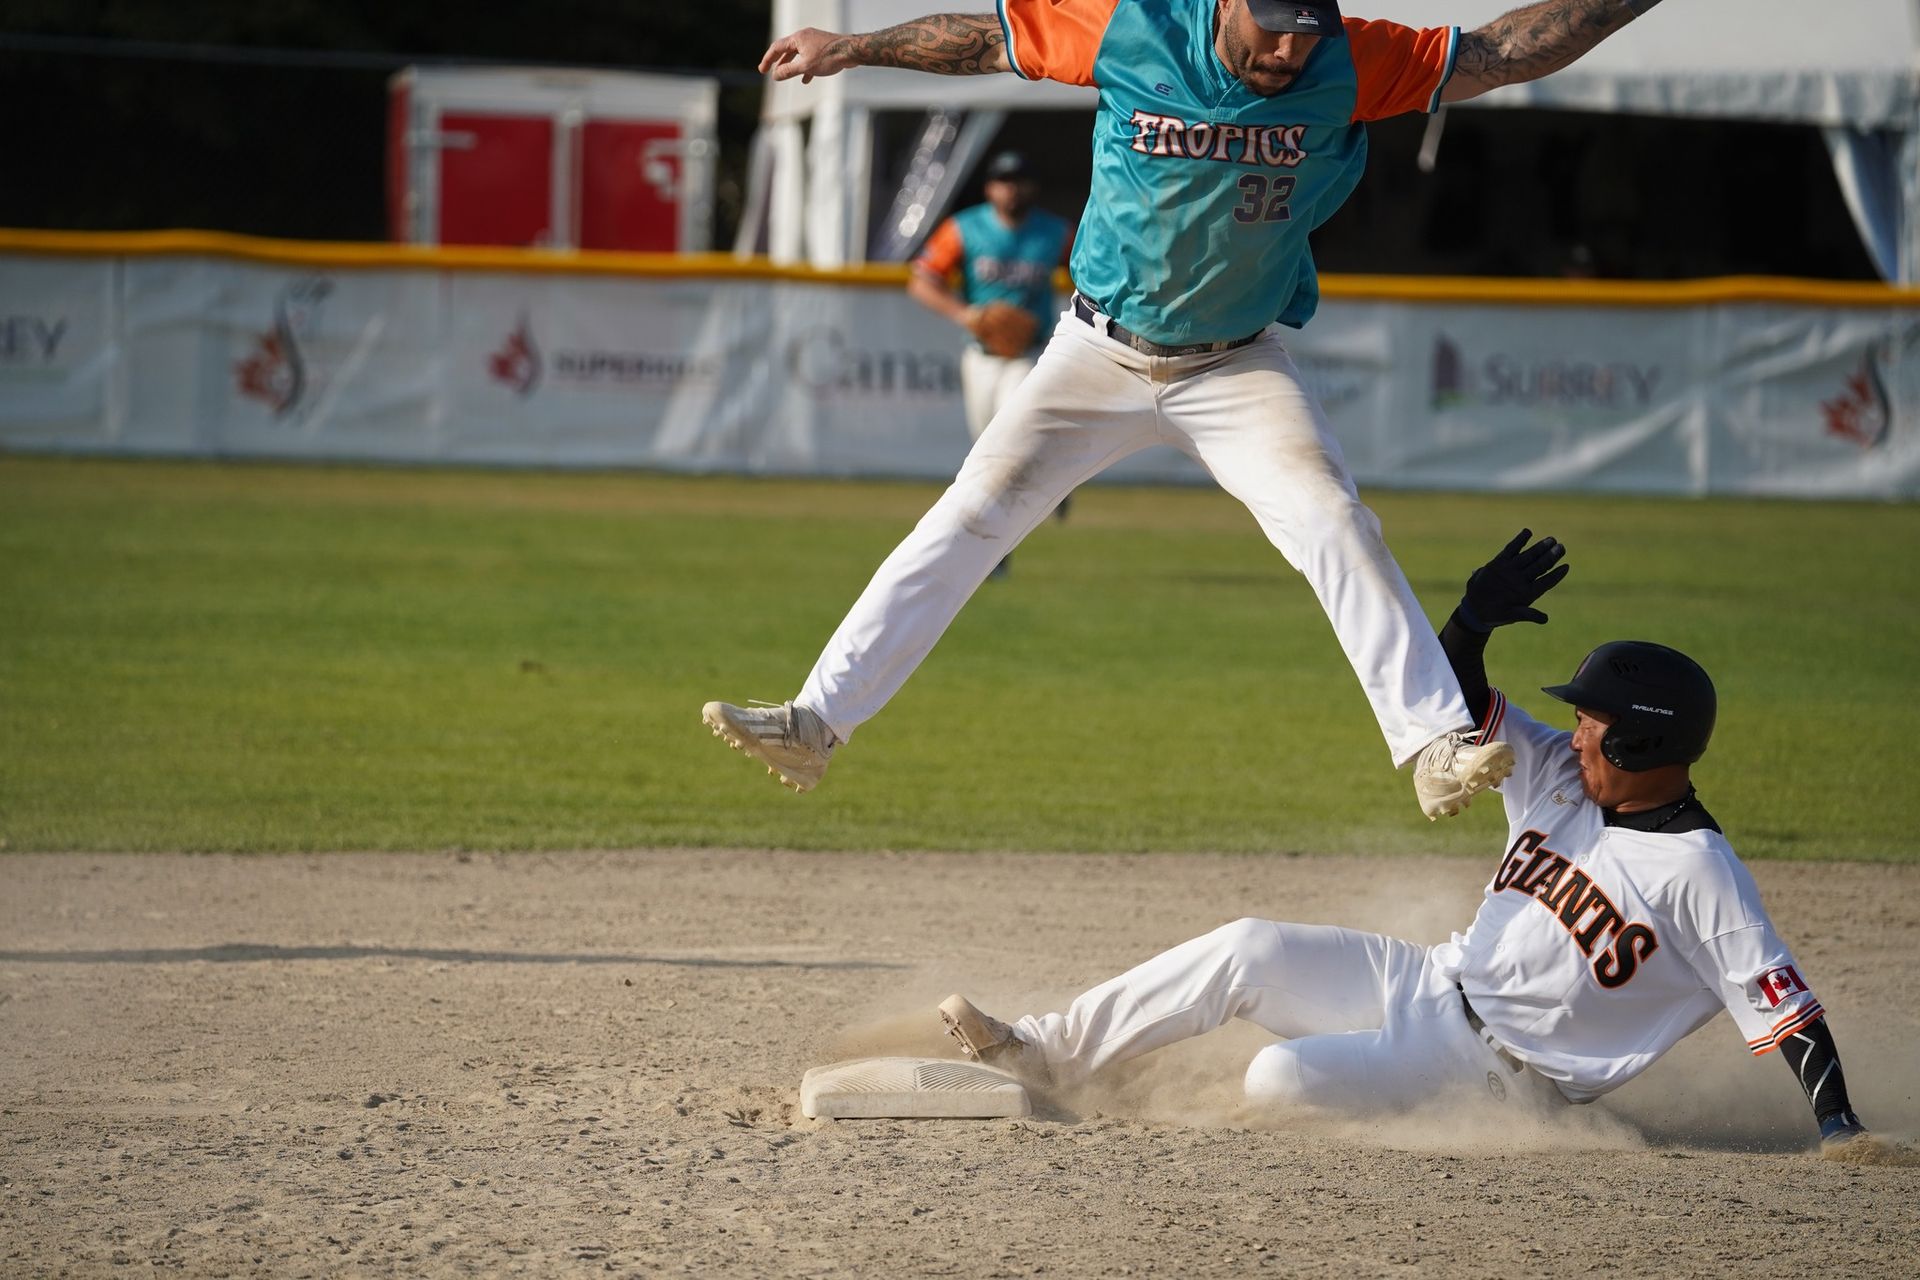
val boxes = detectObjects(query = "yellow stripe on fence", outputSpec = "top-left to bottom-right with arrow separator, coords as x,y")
3,226 -> 1916,307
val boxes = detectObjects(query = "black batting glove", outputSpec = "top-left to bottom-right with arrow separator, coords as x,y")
1456,529 -> 1569,633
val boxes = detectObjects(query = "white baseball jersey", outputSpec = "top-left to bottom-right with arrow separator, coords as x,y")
1438,691 -> 1824,1103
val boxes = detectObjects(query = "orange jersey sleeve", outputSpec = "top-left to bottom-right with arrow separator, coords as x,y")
1344,18 -> 1459,122
998,0 -> 1119,86
912,218 -> 966,282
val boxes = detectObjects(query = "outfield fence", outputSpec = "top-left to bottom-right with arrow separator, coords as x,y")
2,229 -> 1916,497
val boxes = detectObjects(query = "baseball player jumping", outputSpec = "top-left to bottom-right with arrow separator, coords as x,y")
706,0 -> 1670,820
939,533 -> 1874,1151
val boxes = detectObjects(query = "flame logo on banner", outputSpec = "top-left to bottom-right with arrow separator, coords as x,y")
489,313 -> 542,397
234,279 -> 333,419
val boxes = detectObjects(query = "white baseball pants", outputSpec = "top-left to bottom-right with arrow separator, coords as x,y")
960,345 -> 1038,440
798,308 -> 1471,765
1015,918 -> 1554,1113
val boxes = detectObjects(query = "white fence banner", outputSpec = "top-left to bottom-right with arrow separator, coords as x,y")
1406,305 -> 1706,492
1,254 -> 117,442
2,243 -> 1915,498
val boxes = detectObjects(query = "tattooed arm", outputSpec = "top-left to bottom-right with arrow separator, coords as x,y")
1440,0 -> 1665,103
760,13 -> 1008,83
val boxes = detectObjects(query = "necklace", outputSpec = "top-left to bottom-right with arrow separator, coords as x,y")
1606,788 -> 1700,833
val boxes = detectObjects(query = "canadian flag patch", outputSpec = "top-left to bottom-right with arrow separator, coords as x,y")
1757,965 -> 1808,1008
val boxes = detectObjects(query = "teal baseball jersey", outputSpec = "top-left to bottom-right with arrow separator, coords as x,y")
996,0 -> 1459,343
914,203 -> 1075,343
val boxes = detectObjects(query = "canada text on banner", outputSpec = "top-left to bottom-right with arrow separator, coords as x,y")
0,243 -> 1914,498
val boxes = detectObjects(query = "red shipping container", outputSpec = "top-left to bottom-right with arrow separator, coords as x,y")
387,67 -> 717,252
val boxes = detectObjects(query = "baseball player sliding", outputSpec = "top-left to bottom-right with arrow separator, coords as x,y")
940,534 -> 1874,1151
706,0 -> 1670,820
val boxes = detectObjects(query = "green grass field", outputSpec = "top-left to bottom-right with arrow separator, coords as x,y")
2,455 -> 1915,859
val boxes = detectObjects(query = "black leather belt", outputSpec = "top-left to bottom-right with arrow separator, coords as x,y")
1459,984 -> 1525,1074
1072,293 -> 1263,358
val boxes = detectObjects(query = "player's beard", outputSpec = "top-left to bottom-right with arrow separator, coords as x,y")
1221,21 -> 1304,96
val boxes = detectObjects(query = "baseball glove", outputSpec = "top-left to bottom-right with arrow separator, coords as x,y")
967,303 -> 1038,358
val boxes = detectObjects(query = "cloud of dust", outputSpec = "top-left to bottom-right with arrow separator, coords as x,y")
1056,1020 -> 1646,1154
1596,1014 -> 1920,1155
822,1000 -> 1642,1153
825,1008 -> 958,1064
1307,856 -> 1486,946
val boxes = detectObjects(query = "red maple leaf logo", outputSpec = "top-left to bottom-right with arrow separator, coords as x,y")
489,318 -> 541,397
1820,350 -> 1889,449
234,331 -> 297,414
1757,965 -> 1808,1008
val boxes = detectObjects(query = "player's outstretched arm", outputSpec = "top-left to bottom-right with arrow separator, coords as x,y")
1438,529 -> 1568,727
1441,0 -> 1665,104
760,14 -> 1010,84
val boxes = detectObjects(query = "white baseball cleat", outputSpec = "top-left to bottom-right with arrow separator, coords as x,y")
701,699 -> 837,792
1413,731 -> 1516,821
938,994 -> 1050,1086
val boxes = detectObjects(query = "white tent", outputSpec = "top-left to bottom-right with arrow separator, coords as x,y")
1382,0 -> 1920,282
739,0 -> 1920,280
739,0 -> 1095,266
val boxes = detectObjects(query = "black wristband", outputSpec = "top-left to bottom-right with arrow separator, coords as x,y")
1440,611 -> 1493,730
1778,1017 -> 1857,1128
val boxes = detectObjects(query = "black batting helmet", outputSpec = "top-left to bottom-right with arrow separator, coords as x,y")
1542,641 -> 1716,772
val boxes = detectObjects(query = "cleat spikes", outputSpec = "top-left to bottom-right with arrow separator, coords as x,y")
701,698 -> 835,793
1414,734 -> 1515,821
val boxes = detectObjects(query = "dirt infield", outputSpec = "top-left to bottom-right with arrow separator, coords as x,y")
4,850 -> 1917,1277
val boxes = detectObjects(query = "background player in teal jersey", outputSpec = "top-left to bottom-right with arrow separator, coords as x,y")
910,149 -> 1076,577
706,0 -> 1669,818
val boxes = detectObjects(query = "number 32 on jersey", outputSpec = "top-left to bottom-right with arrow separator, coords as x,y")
1234,174 -> 1296,224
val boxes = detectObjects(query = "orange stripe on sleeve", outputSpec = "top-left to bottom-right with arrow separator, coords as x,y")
1759,1001 -> 1825,1039
1345,18 -> 1458,122
912,218 -> 966,282
1747,1004 -> 1825,1055
1000,0 -> 1117,86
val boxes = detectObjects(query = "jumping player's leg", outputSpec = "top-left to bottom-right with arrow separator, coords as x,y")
961,348 -> 1044,576
1161,337 -> 1472,766
1011,918 -> 1422,1087
797,321 -> 1159,740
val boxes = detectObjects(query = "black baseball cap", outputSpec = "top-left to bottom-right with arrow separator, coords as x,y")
985,151 -> 1032,181
1245,0 -> 1345,36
